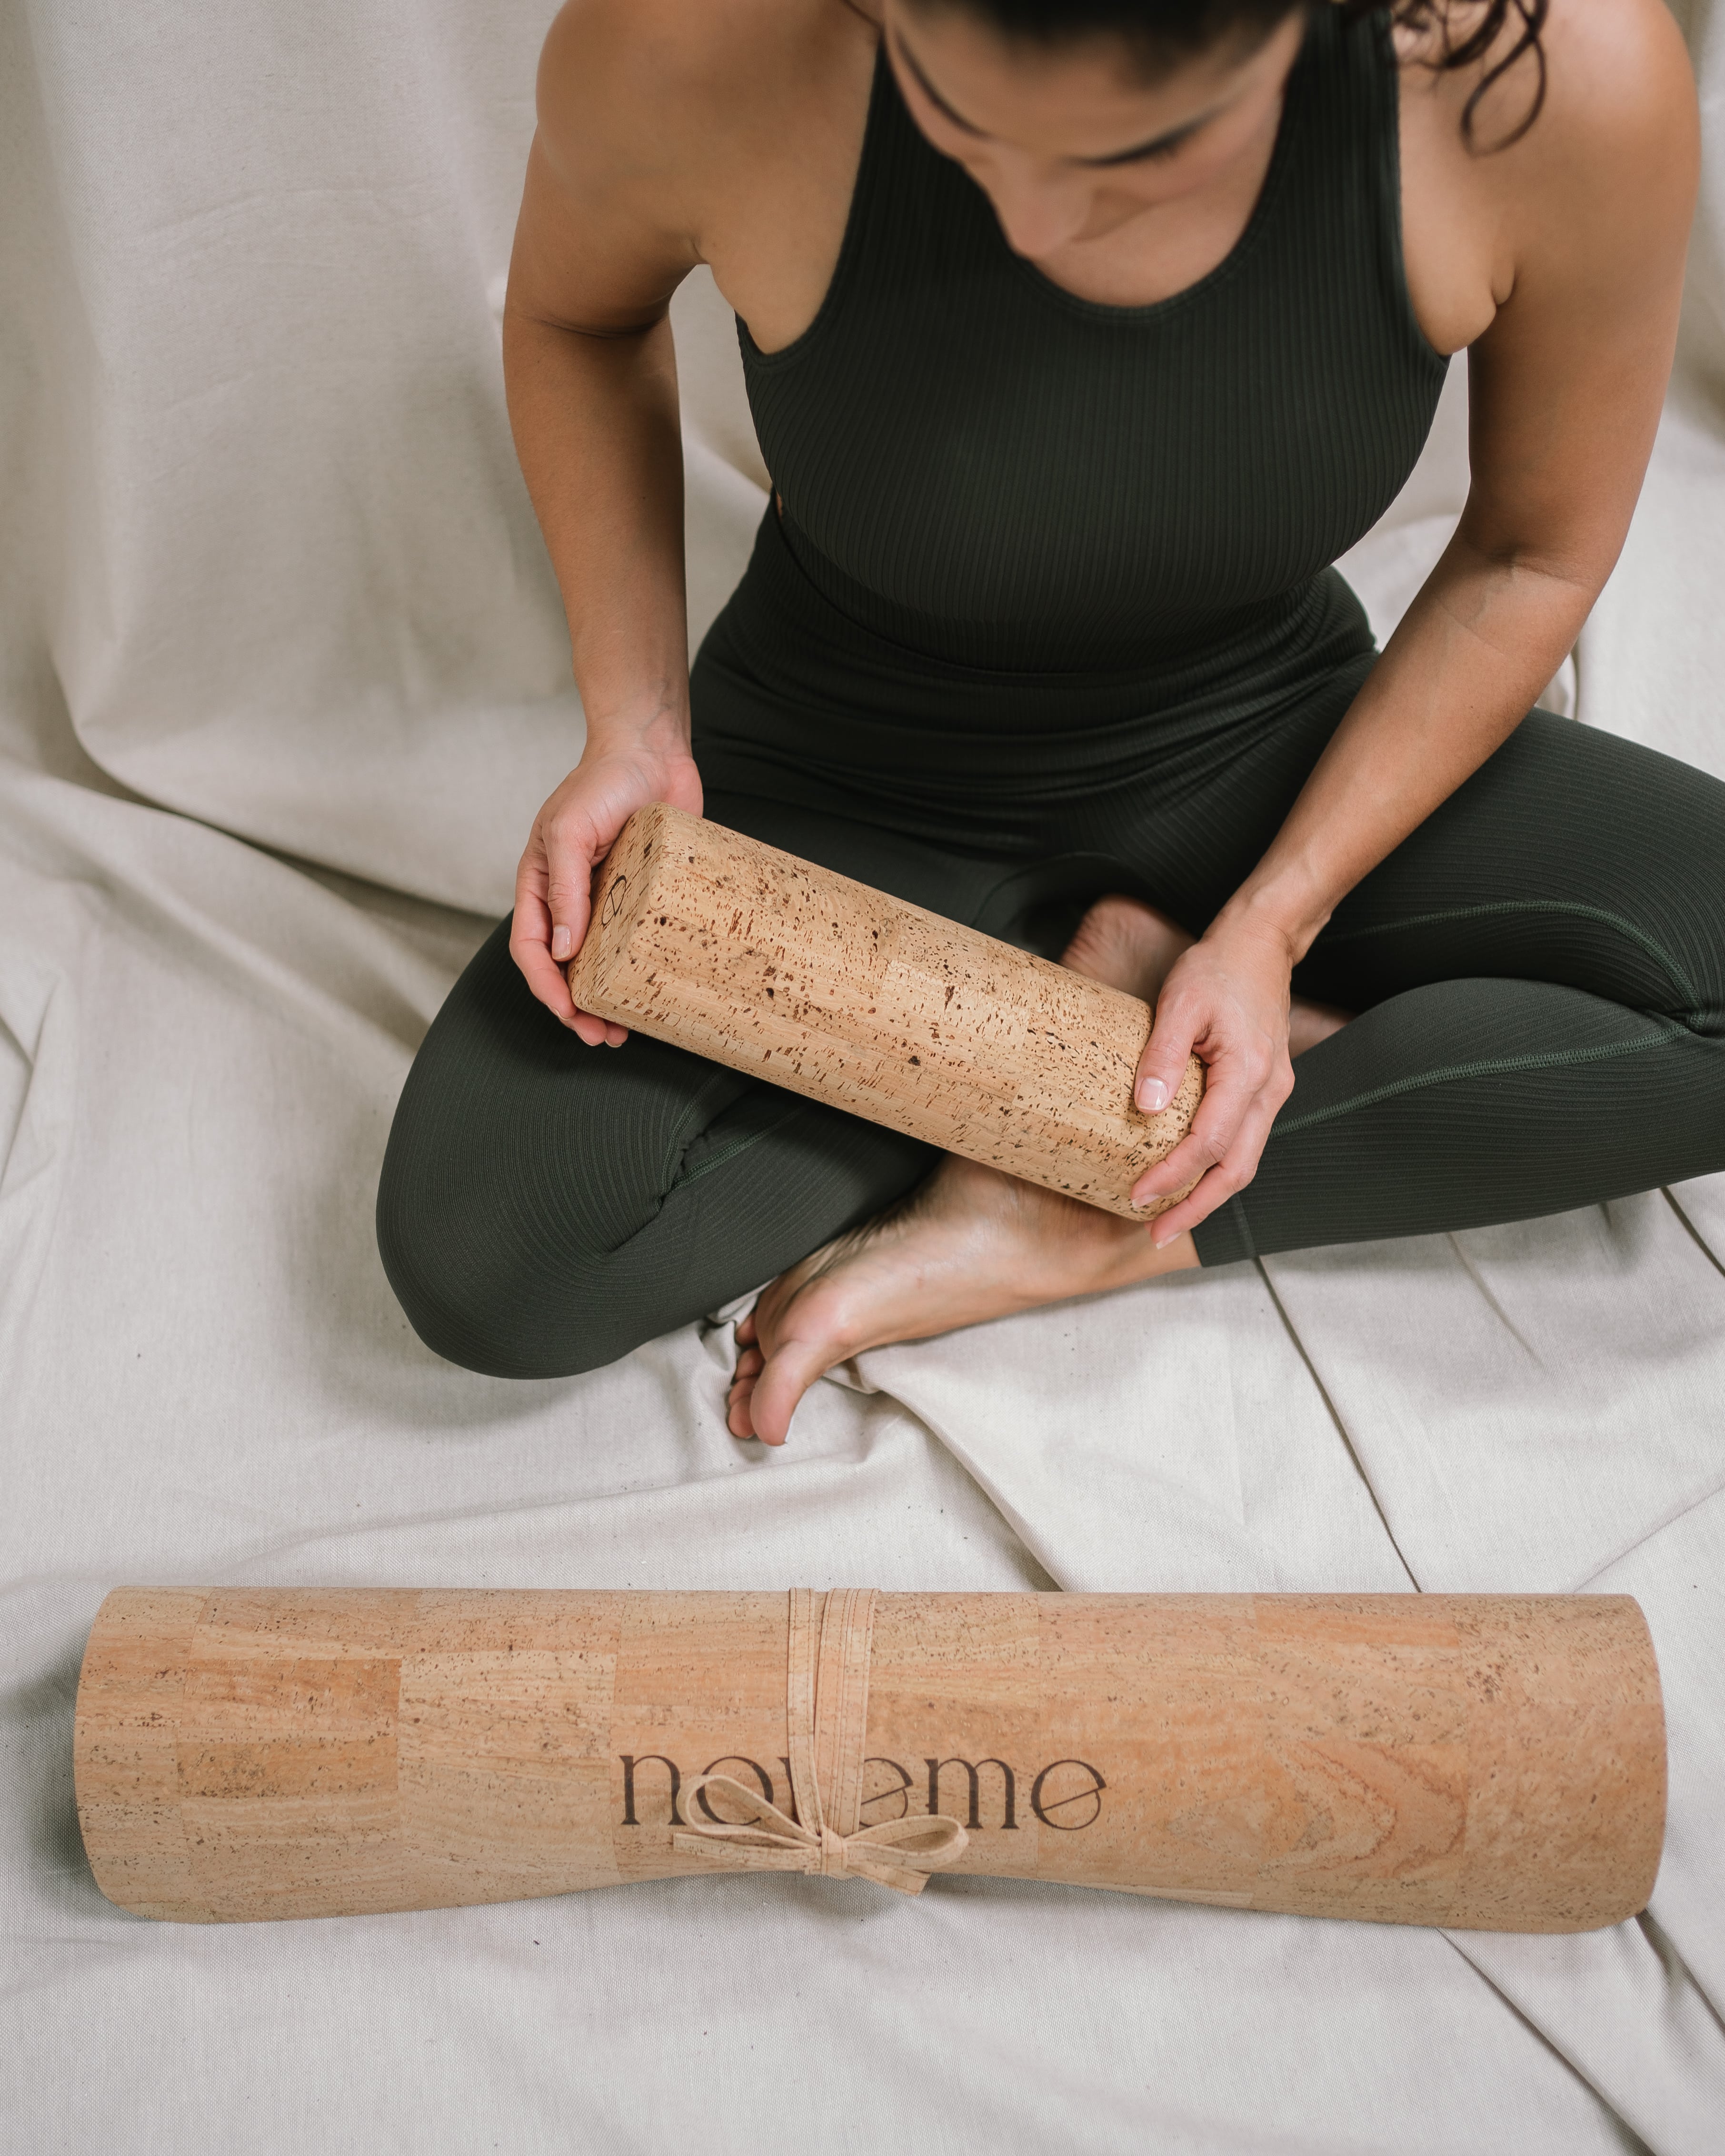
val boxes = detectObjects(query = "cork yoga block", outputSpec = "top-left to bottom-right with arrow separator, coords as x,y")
566,804 -> 1205,1218
75,1587 -> 1665,1931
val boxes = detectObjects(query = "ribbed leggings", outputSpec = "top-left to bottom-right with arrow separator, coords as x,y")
376,692 -> 1725,1380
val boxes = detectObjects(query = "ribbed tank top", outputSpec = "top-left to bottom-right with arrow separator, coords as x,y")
730,5 -> 1447,688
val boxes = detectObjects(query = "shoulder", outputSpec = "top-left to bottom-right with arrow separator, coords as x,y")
512,0 -> 874,335
1397,0 -> 1697,338
534,0 -> 860,212
1407,0 -> 1696,249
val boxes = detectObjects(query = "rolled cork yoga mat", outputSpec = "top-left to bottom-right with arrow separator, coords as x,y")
75,1587 -> 1664,1930
565,804 -> 1205,1219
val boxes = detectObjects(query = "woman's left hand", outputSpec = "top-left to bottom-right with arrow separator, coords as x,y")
1126,918 -> 1298,1242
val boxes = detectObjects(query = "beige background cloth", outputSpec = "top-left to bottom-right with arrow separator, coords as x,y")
3,2 -> 1724,2148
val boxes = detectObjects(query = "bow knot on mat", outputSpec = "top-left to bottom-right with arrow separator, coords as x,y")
671,1587 -> 969,1898
674,1778 -> 967,1893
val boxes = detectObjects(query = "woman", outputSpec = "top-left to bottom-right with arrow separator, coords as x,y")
378,0 -> 1716,1445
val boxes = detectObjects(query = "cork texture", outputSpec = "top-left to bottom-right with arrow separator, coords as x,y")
566,804 -> 1205,1218
75,1588 -> 1665,1931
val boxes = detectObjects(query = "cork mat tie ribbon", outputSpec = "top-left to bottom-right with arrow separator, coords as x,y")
674,1588 -> 969,1896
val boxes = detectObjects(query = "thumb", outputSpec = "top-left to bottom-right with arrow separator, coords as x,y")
545,821 -> 597,968
1134,998 -> 1199,1115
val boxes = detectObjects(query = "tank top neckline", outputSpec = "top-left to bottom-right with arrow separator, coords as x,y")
1002,27 -> 1310,328
742,9 -> 1324,369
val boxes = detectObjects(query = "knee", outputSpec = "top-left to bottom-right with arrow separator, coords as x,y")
375,1087 -> 661,1384
377,1178 -> 655,1382
372,916 -> 709,1378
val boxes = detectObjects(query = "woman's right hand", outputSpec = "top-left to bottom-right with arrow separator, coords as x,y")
509,733 -> 704,1043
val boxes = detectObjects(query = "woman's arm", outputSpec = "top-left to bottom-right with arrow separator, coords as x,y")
503,3 -> 707,1039
1129,0 -> 1700,1238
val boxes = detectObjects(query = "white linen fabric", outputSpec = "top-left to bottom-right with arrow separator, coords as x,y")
4,3 -> 1725,2149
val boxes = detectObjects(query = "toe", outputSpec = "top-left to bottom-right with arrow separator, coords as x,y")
726,1373 -> 761,1441
748,1334 -> 841,1447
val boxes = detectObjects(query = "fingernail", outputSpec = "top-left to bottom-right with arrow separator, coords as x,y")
550,926 -> 572,962
1138,1078 -> 1169,1113
1154,1231 -> 1175,1249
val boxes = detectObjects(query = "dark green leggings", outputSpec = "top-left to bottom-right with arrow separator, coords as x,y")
378,708 -> 1725,1379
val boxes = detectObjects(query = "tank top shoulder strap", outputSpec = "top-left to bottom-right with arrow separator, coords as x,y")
1268,1 -> 1437,373
735,48 -> 915,373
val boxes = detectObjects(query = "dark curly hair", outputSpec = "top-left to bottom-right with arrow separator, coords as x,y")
905,0 -> 1550,149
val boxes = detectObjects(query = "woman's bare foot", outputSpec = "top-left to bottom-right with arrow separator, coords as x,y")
1060,892 -> 1194,1002
724,891 -> 1353,1445
725,1154 -> 1198,1444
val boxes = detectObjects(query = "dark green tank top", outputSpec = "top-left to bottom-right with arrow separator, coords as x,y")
734,5 -> 1446,682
